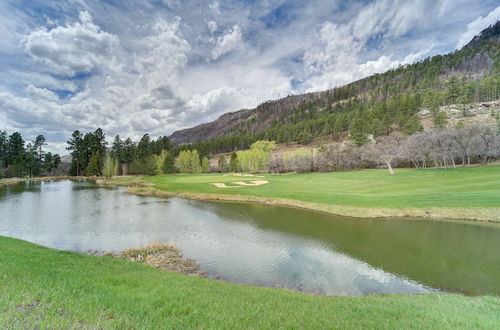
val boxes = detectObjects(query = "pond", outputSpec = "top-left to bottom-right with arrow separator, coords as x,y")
1,180 -> 499,296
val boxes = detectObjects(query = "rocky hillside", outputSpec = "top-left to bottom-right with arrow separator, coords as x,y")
169,92 -> 328,145
419,100 -> 500,130
170,21 -> 500,146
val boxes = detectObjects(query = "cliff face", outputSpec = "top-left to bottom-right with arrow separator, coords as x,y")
169,21 -> 499,146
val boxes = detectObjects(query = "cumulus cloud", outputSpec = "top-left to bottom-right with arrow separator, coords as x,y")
303,0 -> 435,91
23,11 -> 120,76
456,6 -> 500,49
3,13 -> 192,151
211,24 -> 243,59
1,0 -> 498,153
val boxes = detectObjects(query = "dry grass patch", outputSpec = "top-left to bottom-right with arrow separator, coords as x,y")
119,243 -> 200,274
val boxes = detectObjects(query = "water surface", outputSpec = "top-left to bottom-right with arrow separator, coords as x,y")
1,180 -> 499,296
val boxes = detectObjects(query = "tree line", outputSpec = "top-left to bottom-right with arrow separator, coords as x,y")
266,124 -> 500,175
166,122 -> 500,176
0,131 -> 61,178
66,129 -> 173,176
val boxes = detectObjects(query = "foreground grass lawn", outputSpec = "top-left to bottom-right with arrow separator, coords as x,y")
108,165 -> 500,221
1,236 -> 499,328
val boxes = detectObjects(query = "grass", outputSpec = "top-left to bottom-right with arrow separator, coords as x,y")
1,236 -> 499,329
106,165 -> 500,222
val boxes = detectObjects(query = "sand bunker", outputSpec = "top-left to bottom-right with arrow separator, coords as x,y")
222,173 -> 264,177
231,180 -> 268,186
210,183 -> 242,188
210,180 -> 269,188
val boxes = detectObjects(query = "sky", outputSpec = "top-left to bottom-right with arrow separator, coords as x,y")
0,0 -> 499,154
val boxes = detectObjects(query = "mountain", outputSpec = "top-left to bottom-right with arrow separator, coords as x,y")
170,21 -> 500,147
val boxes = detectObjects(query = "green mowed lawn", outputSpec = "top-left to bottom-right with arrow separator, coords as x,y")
1,236 -> 499,328
143,166 -> 500,208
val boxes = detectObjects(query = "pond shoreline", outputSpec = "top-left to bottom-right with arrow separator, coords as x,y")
0,176 -> 88,186
2,235 -> 498,328
3,176 -> 499,223
122,185 -> 500,223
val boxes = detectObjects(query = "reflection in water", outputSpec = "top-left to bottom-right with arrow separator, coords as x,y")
1,180 -> 499,296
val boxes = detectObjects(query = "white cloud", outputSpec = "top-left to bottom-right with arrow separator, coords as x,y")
211,24 -> 243,59
456,6 -> 500,49
23,11 -> 120,76
302,0 -> 434,92
3,14 -> 192,152
1,0 -> 498,153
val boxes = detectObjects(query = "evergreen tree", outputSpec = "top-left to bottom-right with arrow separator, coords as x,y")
85,152 -> 101,176
433,111 -> 448,128
229,152 -> 239,172
297,128 -> 313,144
349,117 -> 369,147
162,152 -> 176,174
333,118 -> 343,139
403,115 -> 424,135
0,130 -> 7,168
24,143 -> 38,178
111,135 -> 124,164
66,130 -> 84,176
34,135 -> 46,164
122,137 -> 136,175
136,134 -> 152,160
218,155 -> 228,173
7,132 -> 25,165
446,76 -> 461,103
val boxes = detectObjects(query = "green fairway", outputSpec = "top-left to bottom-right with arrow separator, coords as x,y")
1,236 -> 499,328
108,165 -> 500,221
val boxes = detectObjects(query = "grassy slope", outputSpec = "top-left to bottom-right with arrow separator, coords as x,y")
1,236 -> 499,329
113,166 -> 500,221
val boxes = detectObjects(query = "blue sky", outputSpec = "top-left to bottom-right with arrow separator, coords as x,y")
0,0 -> 499,153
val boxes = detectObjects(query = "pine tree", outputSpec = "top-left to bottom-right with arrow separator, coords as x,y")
162,152 -> 176,174
349,117 -> 369,147
85,152 -> 101,176
433,111 -> 448,129
218,155 -> 228,173
403,115 -> 423,135
229,152 -> 239,172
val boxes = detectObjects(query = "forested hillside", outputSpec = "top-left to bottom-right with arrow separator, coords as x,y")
171,21 -> 500,155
